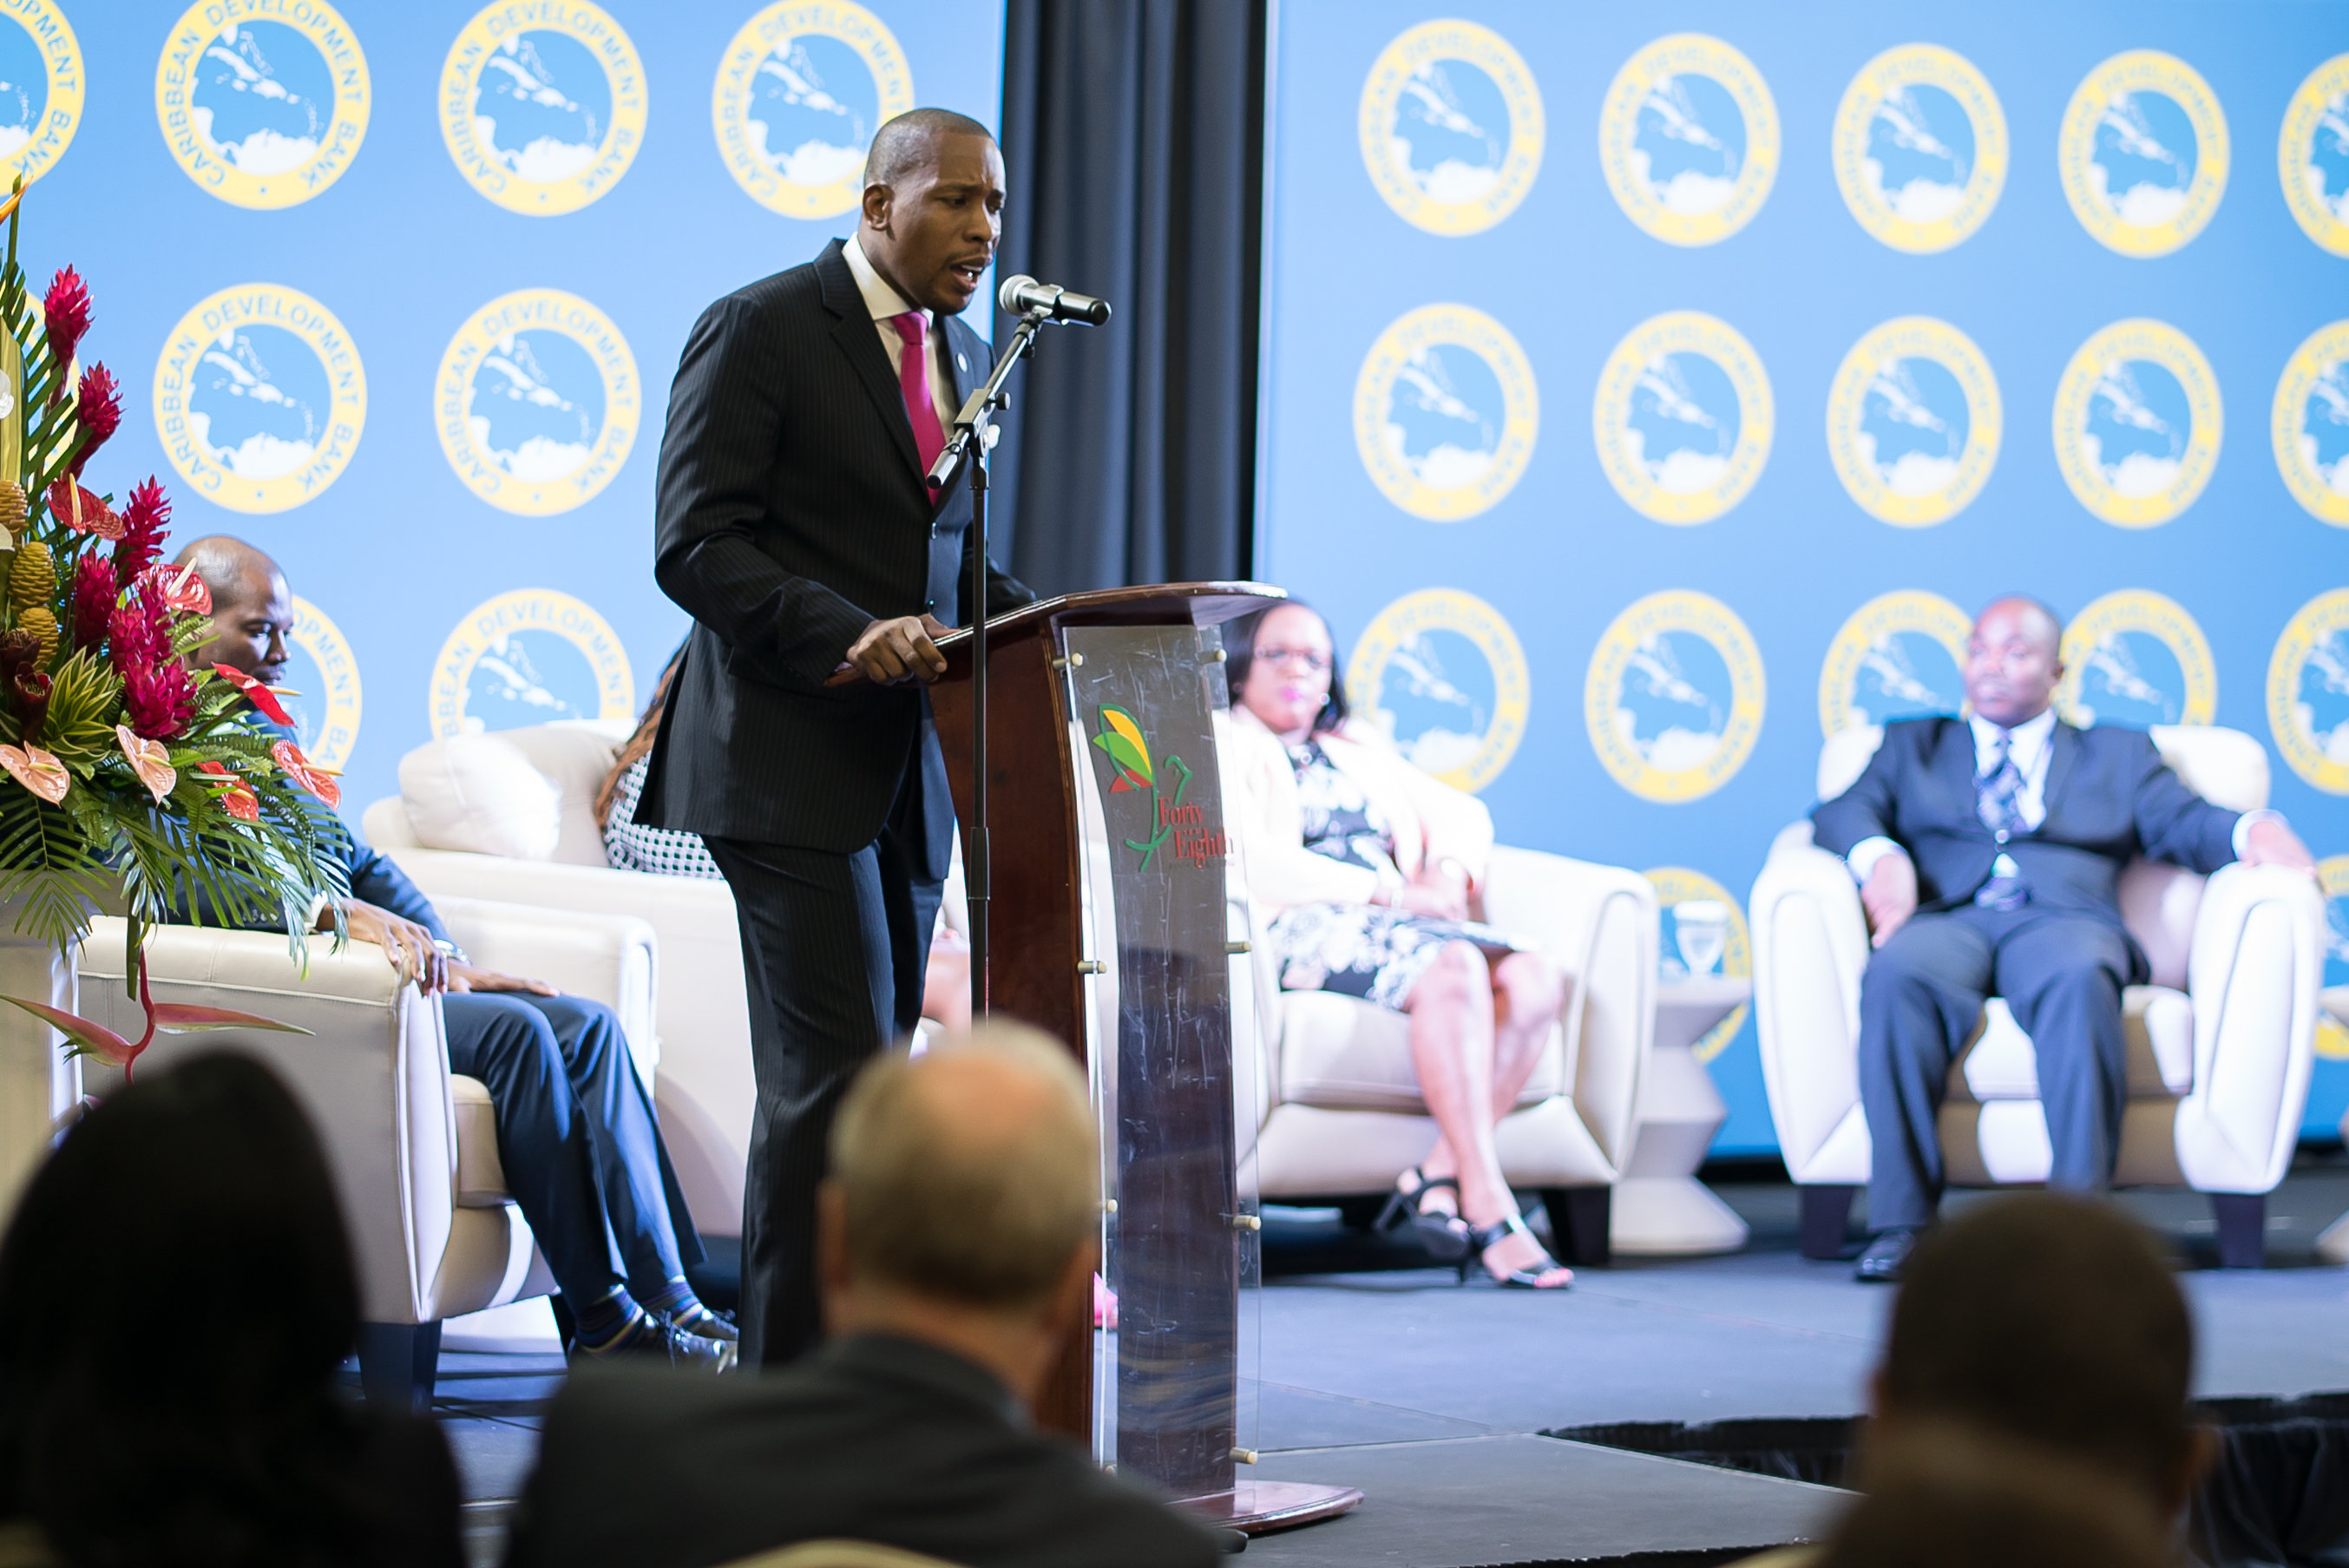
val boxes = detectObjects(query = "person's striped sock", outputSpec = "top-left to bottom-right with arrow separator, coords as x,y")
571,1287 -> 647,1356
644,1278 -> 738,1342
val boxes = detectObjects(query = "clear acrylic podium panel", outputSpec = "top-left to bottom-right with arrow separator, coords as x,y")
1062,622 -> 1260,1499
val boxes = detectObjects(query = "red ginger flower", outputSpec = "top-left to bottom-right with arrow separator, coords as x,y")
69,363 -> 119,476
43,267 -> 89,378
114,478 -> 168,586
121,661 -> 194,742
69,554 -> 115,653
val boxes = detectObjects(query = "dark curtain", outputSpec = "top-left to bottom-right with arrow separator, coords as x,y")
988,0 -> 1266,596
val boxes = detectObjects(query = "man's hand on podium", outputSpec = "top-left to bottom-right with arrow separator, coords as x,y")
829,613 -> 952,687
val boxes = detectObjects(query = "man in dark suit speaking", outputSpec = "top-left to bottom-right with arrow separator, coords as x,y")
1813,598 -> 2314,1283
644,108 -> 1034,1368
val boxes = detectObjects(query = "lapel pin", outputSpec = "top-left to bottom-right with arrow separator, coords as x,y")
957,352 -> 968,373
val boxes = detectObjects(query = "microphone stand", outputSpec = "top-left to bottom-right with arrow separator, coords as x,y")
927,306 -> 1050,1016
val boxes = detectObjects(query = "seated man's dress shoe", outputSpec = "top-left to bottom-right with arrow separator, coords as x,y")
1854,1227 -> 1919,1283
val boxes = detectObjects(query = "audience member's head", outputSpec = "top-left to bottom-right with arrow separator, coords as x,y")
0,1053 -> 377,1565
1873,1192 -> 2212,1517
1823,1421 -> 2169,1568
1963,594 -> 2064,728
175,534 -> 292,686
821,1023 -> 1099,1402
1226,600 -> 1348,740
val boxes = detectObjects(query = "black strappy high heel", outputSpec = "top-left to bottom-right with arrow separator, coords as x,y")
1462,1212 -> 1572,1289
1375,1166 -> 1472,1262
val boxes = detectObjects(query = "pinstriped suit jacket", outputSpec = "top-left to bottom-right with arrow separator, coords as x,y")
643,239 -> 1033,859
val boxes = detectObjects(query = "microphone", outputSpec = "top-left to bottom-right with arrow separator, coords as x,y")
998,273 -> 1112,326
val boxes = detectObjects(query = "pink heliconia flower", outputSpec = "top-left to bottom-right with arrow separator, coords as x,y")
0,743 -> 69,804
69,363 -> 120,476
43,267 -> 89,373
115,725 -> 175,805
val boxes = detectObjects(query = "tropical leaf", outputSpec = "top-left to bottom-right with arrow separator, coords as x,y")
1091,705 -> 1152,791
43,650 -> 121,763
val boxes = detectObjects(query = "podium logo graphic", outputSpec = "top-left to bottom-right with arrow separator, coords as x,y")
156,2 -> 364,209
1600,34 -> 1778,246
437,290 -> 640,517
441,1 -> 645,216
153,284 -> 364,515
1358,20 -> 1542,236
2059,51 -> 2227,258
2318,856 -> 2349,1062
1090,705 -> 1223,873
286,595 -> 362,772
1595,311 -> 1771,524
2274,319 -> 2349,526
0,1 -> 81,187
714,1 -> 913,220
2281,54 -> 2349,257
1348,588 -> 1528,793
1818,590 -> 1971,738
430,589 -> 633,739
1833,44 -> 2006,253
2057,590 -> 2216,729
1586,591 -> 1764,804
1354,304 -> 1537,522
1827,317 -> 1999,528
2268,589 -> 2349,794
1644,867 -> 1750,1065
2052,320 -> 2220,528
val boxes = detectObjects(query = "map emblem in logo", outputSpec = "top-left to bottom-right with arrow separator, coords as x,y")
1358,20 -> 1543,236
1644,867 -> 1751,1064
1354,304 -> 1538,522
153,284 -> 364,514
2057,590 -> 2216,729
430,590 -> 633,739
2281,54 -> 2349,257
2273,319 -> 2349,527
2059,50 -> 2228,258
2051,319 -> 2220,528
0,1 -> 82,186
436,290 -> 640,517
1585,591 -> 1765,804
2267,589 -> 2349,795
1819,590 -> 1971,738
714,2 -> 914,220
156,1 -> 367,210
1347,588 -> 1530,793
1833,44 -> 2006,253
1827,316 -> 2000,528
1595,312 -> 1772,524
285,595 -> 362,772
441,1 -> 645,216
2317,856 -> 2349,1062
1600,34 -> 1778,246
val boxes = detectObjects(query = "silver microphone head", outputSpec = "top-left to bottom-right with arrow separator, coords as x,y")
997,274 -> 1040,313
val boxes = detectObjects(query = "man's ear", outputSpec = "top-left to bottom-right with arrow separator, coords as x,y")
860,181 -> 891,234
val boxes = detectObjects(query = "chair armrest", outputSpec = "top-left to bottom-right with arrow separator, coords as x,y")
2174,863 -> 2325,1192
430,895 -> 659,1090
1749,826 -> 1873,1183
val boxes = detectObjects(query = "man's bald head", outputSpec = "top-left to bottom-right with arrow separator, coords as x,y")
866,107 -> 993,191
1965,595 -> 2065,729
173,535 -> 292,686
174,535 -> 282,618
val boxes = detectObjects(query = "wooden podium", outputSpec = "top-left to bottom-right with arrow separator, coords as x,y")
930,584 -> 1361,1535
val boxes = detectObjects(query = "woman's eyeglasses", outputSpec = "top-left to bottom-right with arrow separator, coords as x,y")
1254,646 -> 1332,673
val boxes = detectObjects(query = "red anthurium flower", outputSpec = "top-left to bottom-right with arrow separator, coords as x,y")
195,761 -> 259,822
210,664 -> 293,725
43,266 -> 89,374
149,561 -> 209,615
69,363 -> 120,476
0,744 -> 68,804
45,478 -> 123,540
270,738 -> 339,808
115,478 -> 170,585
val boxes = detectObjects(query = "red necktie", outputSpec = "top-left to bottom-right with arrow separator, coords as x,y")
887,311 -> 946,492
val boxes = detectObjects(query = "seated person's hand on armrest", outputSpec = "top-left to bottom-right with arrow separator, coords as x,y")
1862,853 -> 1919,949
2241,817 -> 2317,874
446,962 -> 558,996
827,613 -> 952,687
328,898 -> 449,994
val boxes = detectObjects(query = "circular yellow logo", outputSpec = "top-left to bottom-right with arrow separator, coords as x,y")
286,594 -> 362,772
1345,588 -> 1530,792
2057,590 -> 2216,729
1644,867 -> 1751,1064
440,2 -> 645,216
1599,34 -> 1778,246
1832,44 -> 2007,253
153,285 -> 364,514
155,1 -> 367,210
2267,588 -> 2349,795
436,290 -> 640,517
1357,20 -> 1543,236
0,1 -> 82,186
430,589 -> 634,739
1585,591 -> 1766,803
1826,316 -> 2000,527
2051,319 -> 2221,528
1353,304 -> 1538,522
2059,50 -> 2228,258
2317,856 -> 2349,1061
2281,54 -> 2349,257
713,2 -> 914,220
1818,590 -> 1971,738
2274,318 -> 2349,527
1594,311 -> 1771,524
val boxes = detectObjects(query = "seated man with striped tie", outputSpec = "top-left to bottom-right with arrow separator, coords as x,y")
1811,596 -> 2315,1283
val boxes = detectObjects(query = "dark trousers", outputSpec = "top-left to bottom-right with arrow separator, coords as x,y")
444,992 -> 702,1309
705,771 -> 942,1370
1860,902 -> 2138,1230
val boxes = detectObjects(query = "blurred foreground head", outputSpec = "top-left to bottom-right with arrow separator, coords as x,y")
1824,1421 -> 2169,1568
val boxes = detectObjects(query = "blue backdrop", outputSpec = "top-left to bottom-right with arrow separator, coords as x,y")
1257,1 -> 2349,1152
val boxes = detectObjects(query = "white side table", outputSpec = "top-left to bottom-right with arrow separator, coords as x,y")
1609,975 -> 1753,1256
2315,987 -> 2349,1265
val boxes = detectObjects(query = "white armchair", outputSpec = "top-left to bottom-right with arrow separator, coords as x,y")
1750,724 -> 2324,1266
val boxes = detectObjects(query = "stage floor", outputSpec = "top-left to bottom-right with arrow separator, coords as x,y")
426,1163 -> 2349,1567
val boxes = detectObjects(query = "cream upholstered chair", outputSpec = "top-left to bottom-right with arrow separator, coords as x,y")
1749,724 -> 2323,1266
75,894 -> 656,1405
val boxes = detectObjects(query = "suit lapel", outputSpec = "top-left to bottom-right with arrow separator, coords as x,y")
2037,720 -> 2081,836
1933,718 -> 1978,823
816,241 -> 923,480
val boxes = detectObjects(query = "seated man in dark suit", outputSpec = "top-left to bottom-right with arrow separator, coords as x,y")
505,1024 -> 1224,1568
1813,597 -> 2313,1283
178,537 -> 734,1371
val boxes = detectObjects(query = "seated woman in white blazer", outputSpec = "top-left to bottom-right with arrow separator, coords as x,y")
1224,601 -> 1571,1289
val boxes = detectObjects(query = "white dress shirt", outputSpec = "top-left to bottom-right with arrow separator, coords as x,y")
843,234 -> 961,435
